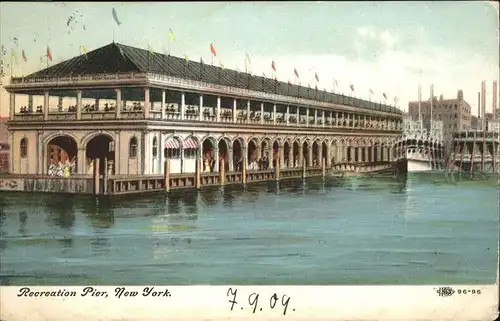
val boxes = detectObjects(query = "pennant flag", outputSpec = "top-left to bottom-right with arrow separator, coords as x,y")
383,93 -> 388,100
22,50 -> 27,62
168,28 -> 176,43
184,54 -> 189,63
350,84 -> 354,92
80,45 -> 87,56
315,72 -> 319,82
210,43 -> 216,56
369,89 -> 374,94
46,46 -> 52,61
272,61 -> 276,72
112,7 -> 122,26
11,49 -> 19,65
294,68 -> 299,78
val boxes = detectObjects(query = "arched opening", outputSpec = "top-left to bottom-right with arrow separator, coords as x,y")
312,141 -> 319,167
46,135 -> 78,175
86,134 -> 114,175
183,136 -> 199,173
20,137 -> 28,159
284,141 -> 291,168
202,138 -> 215,172
218,138 -> 229,172
331,142 -> 338,164
164,136 -> 182,174
272,140 -> 279,168
302,141 -> 309,167
247,138 -> 259,170
261,138 -> 270,161
322,141 -> 328,166
292,141 -> 300,167
347,145 -> 352,162
232,138 -> 244,172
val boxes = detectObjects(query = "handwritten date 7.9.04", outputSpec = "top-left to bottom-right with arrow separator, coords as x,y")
227,287 -> 294,315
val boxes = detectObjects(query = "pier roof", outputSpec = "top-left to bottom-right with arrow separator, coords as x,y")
21,42 -> 402,114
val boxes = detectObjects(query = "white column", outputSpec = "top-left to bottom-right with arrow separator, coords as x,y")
273,104 -> 277,125
199,94 -> 203,121
44,91 -> 50,120
159,133 -> 165,174
286,105 -> 290,125
214,148 -> 219,172
76,90 -> 82,120
115,89 -> 121,119
246,100 -> 251,123
314,109 -> 317,126
296,106 -> 299,125
233,98 -> 237,123
161,90 -> 166,119
144,88 -> 150,118
322,110 -> 325,127
180,92 -> 185,120
9,93 -> 15,119
216,96 -> 221,122
306,108 -> 309,127
228,147 -> 234,171
260,102 -> 264,124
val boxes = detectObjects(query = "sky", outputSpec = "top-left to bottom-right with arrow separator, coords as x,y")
0,1 -> 499,117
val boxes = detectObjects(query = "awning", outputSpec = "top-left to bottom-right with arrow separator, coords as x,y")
165,138 -> 180,149
184,138 -> 198,149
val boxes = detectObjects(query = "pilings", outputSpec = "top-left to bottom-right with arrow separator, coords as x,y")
93,158 -> 100,195
195,158 -> 201,189
164,159 -> 170,192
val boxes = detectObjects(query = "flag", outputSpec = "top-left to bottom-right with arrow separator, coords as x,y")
369,89 -> 374,94
210,43 -> 216,56
184,54 -> 189,63
11,49 -> 19,65
168,28 -> 176,43
294,68 -> 299,78
80,45 -> 87,56
350,84 -> 354,92
46,46 -> 52,61
383,93 -> 388,100
315,72 -> 319,82
112,7 -> 122,26
272,61 -> 276,72
21,50 -> 27,62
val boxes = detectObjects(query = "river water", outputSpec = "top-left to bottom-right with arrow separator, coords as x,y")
0,172 -> 498,285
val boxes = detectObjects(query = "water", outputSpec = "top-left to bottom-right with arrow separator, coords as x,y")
0,173 -> 498,285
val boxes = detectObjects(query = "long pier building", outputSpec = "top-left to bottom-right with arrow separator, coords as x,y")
3,43 -> 404,194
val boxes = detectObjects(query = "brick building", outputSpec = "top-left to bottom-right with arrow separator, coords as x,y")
408,89 -> 472,141
0,117 -> 10,172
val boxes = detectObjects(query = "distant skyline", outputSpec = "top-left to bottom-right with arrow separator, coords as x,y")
1,1 -> 499,117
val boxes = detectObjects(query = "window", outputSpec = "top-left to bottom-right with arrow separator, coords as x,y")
184,148 -> 196,158
129,137 -> 138,158
164,147 -> 180,159
152,137 -> 158,158
20,138 -> 28,158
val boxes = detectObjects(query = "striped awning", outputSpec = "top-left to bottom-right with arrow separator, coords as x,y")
165,138 -> 180,149
184,138 -> 198,149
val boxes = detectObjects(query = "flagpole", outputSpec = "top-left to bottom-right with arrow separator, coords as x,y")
10,49 -> 13,77
113,26 -> 115,43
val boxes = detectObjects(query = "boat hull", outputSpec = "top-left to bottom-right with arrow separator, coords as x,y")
407,159 -> 433,172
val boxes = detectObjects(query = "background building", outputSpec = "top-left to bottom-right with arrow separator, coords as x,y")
408,89 -> 472,141
0,117 -> 10,173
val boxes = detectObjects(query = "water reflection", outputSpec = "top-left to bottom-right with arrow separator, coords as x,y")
82,196 -> 115,229
18,211 -> 27,234
43,196 -> 76,229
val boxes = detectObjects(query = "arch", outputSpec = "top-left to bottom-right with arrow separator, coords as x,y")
201,135 -> 217,172
81,131 -> 115,148
164,135 -> 182,164
152,136 -> 158,158
184,134 -> 201,160
312,140 -> 320,167
46,134 -> 78,174
247,137 -> 260,164
272,139 -> 280,167
43,132 -> 79,148
129,136 -> 139,158
283,140 -> 291,168
261,137 -> 272,160
232,137 -> 245,171
218,137 -> 230,172
232,136 -> 247,150
302,140 -> 310,167
321,140 -> 328,165
20,137 -> 28,159
86,134 -> 115,175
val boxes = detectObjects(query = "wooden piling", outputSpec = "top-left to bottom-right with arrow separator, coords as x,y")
302,161 -> 306,179
164,159 -> 170,192
242,158 -> 247,184
220,159 -> 225,186
322,157 -> 326,177
103,157 -> 108,194
469,143 -> 476,175
93,158 -> 100,195
275,156 -> 280,181
195,158 -> 201,189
